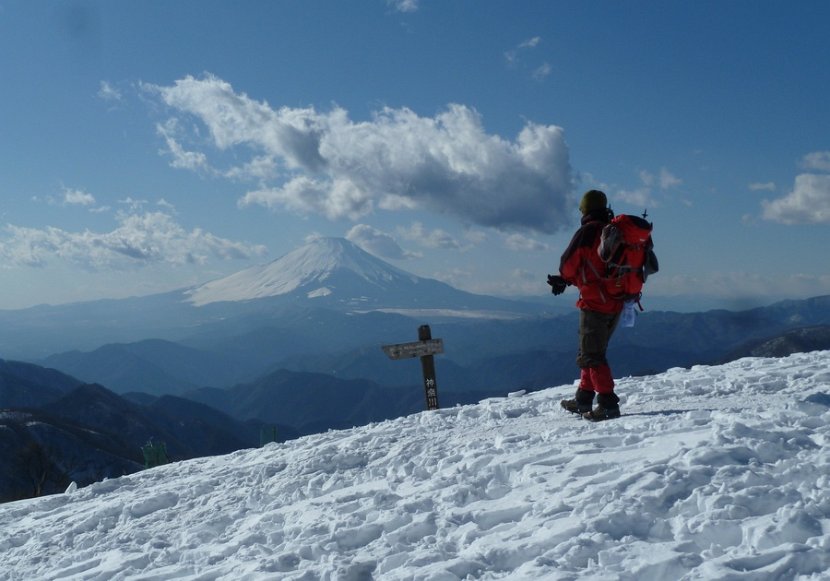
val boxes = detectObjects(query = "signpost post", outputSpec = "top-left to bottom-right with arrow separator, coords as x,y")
382,325 -> 443,410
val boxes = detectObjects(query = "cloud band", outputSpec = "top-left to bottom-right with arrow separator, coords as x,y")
147,74 -> 574,233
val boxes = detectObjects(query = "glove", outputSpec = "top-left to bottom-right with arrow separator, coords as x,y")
547,274 -> 567,296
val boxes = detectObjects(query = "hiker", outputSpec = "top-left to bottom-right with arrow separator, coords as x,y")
548,189 -> 623,421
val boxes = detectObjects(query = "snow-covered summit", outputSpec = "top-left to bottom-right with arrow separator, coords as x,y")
2,352 -> 829,579
183,237 -> 535,317
186,237 -> 418,307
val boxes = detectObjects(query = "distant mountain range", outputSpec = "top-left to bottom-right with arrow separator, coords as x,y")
0,237 -> 545,360
183,368 -> 505,437
36,295 -> 830,398
720,325 -> 830,361
22,237 -> 830,401
0,361 -> 277,502
12,238 -> 830,401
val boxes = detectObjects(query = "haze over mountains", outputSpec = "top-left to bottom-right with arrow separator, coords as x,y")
8,236 -> 830,407
0,238 -> 541,360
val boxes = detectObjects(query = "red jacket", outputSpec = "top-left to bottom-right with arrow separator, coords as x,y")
559,210 -> 623,314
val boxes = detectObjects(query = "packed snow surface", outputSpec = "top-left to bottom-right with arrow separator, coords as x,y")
2,352 -> 830,580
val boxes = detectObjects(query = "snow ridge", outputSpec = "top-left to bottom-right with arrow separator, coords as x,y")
2,352 -> 830,579
186,237 -> 418,306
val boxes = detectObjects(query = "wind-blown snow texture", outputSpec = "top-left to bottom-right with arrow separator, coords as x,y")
2,352 -> 830,580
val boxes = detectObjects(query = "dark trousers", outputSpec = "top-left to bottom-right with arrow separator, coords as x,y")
577,309 -> 620,368
576,309 -> 620,394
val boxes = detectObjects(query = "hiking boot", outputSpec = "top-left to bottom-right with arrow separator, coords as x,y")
561,388 -> 594,414
582,392 -> 620,421
582,406 -> 621,421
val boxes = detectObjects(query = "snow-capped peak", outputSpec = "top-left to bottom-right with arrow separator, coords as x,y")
185,237 -> 417,306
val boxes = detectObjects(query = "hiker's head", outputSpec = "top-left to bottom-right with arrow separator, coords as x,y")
579,189 -> 608,215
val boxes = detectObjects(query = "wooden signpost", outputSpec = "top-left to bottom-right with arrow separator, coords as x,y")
382,325 -> 443,410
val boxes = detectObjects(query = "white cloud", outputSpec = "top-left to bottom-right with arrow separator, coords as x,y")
511,268 -> 536,281
303,232 -> 325,245
156,119 -> 212,173
429,261 -> 544,298
387,0 -> 418,12
749,182 -> 776,192
119,197 -> 149,212
399,222 -> 465,250
639,168 -> 681,190
532,63 -> 552,81
761,173 -> 830,224
616,187 -> 653,209
506,37 -> 542,64
504,233 -> 549,252
800,151 -> 830,172
345,224 -> 420,260
658,168 -> 681,190
637,170 -> 655,187
34,188 -> 96,208
0,211 -> 266,269
224,155 -> 278,182
98,81 -> 122,102
146,74 -> 573,233
459,272 -> 547,297
377,194 -> 418,212
649,271 -> 830,301
63,187 -> 96,206
430,266 -> 473,289
616,167 -> 681,209
239,176 -> 373,221
156,198 -> 177,212
520,37 -> 542,49
464,229 -> 487,245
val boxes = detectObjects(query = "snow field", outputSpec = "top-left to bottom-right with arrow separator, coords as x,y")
1,351 -> 829,580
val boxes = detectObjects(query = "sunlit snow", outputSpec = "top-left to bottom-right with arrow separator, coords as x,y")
2,352 -> 829,580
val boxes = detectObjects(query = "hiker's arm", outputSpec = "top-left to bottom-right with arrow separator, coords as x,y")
559,229 -> 587,284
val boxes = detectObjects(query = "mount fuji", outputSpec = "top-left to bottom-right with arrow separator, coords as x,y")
186,237 -> 420,306
0,238 -> 540,360
184,237 -> 536,317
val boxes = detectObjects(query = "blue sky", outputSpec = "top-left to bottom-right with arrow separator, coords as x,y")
1,0 -> 829,311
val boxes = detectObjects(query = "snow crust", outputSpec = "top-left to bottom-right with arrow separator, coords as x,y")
2,352 -> 830,580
